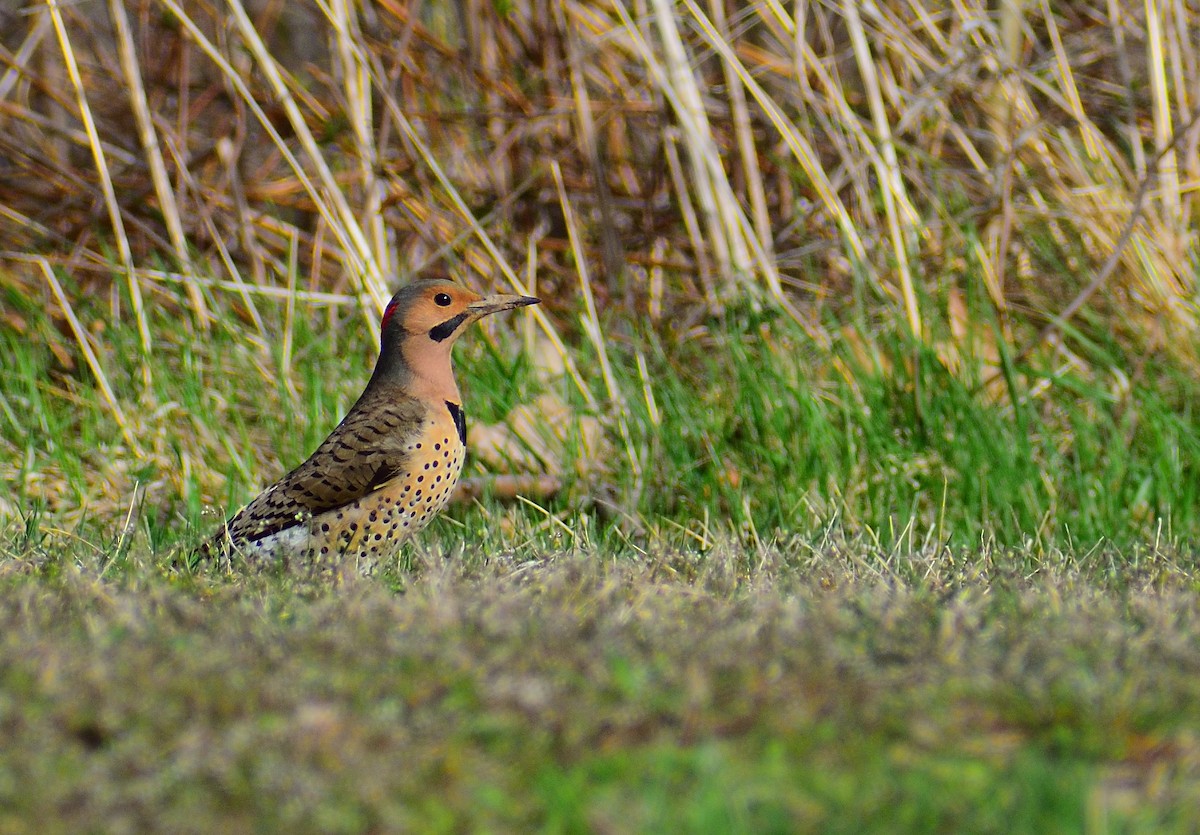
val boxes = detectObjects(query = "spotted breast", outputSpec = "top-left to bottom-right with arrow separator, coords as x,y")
205,279 -> 538,574
242,399 -> 467,571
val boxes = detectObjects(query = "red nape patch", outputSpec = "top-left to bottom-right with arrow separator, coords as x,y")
380,298 -> 400,334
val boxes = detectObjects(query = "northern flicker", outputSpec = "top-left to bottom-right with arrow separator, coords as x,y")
206,279 -> 539,571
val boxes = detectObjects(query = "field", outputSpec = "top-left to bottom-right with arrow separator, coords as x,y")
3,0 -> 1200,830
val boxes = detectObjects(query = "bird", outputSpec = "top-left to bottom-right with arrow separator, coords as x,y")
204,279 -> 539,573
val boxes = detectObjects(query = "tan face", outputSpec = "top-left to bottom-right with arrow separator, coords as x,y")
381,279 -> 540,348
379,281 -> 474,343
388,282 -> 484,345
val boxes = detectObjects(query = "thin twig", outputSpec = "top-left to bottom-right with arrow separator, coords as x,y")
1016,106 -> 1200,365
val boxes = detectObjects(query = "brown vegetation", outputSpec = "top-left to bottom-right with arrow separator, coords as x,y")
2,1 -> 1197,359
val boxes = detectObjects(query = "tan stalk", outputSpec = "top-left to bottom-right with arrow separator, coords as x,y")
772,5 -> 917,229
757,0 -> 793,35
1170,0 -> 1199,248
157,0 -> 384,315
615,0 -> 832,333
282,232 -> 298,387
842,0 -> 921,337
646,0 -> 746,285
137,268 -> 355,307
1001,0 -> 1024,72
724,192 -> 828,344
1144,0 -> 1192,330
45,0 -> 151,368
323,0 -> 393,278
708,0 -> 779,296
790,0 -> 811,134
365,54 -> 598,410
400,169 -> 542,281
1014,107 -> 1200,364
183,217 -> 268,340
1038,0 -> 1099,160
635,351 -> 661,427
107,0 -> 208,328
621,0 -> 812,310
901,0 -> 949,51
660,0 -> 867,265
39,258 -> 141,455
944,121 -> 989,174
216,136 -> 269,288
649,237 -> 665,321
552,161 -> 643,490
524,235 -> 538,361
221,0 -> 384,301
311,219 -> 328,301
674,1 -> 888,341
985,0 -> 1025,312
0,206 -> 54,242
8,97 -> 144,164
514,495 -> 578,544
662,132 -> 717,307
158,131 -> 267,338
109,480 -> 146,568
558,0 -> 626,290
1106,0 -> 1147,177
0,11 -> 49,102
1146,0 -> 1182,230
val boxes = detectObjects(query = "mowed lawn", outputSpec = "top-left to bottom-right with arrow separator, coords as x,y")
1,533 -> 1198,832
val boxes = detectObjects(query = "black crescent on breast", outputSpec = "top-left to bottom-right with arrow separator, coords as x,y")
446,401 -> 467,446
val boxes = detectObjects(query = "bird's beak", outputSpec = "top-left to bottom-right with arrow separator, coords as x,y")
467,293 -> 541,319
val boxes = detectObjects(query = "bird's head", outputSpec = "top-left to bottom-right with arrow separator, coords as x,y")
373,279 -> 539,394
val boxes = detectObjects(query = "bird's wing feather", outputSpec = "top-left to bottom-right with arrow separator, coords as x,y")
220,391 -> 425,543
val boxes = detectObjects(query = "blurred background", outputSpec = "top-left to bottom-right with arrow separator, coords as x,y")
2,0 -> 1199,547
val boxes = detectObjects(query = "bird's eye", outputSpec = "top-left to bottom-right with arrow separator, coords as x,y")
434,293 -> 452,307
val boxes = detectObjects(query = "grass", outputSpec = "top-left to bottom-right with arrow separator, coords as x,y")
9,277 -> 1200,549
5,0 -> 1200,828
2,531 -> 1199,832
4,285 -> 1200,830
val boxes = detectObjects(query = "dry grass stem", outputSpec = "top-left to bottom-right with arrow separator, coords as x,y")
106,0 -> 205,327
45,0 -> 150,363
2,0 -> 1198,442
843,0 -> 920,337
370,67 -> 598,410
552,161 -> 642,491
38,257 -> 138,454
647,0 -> 751,291
708,0 -> 775,281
